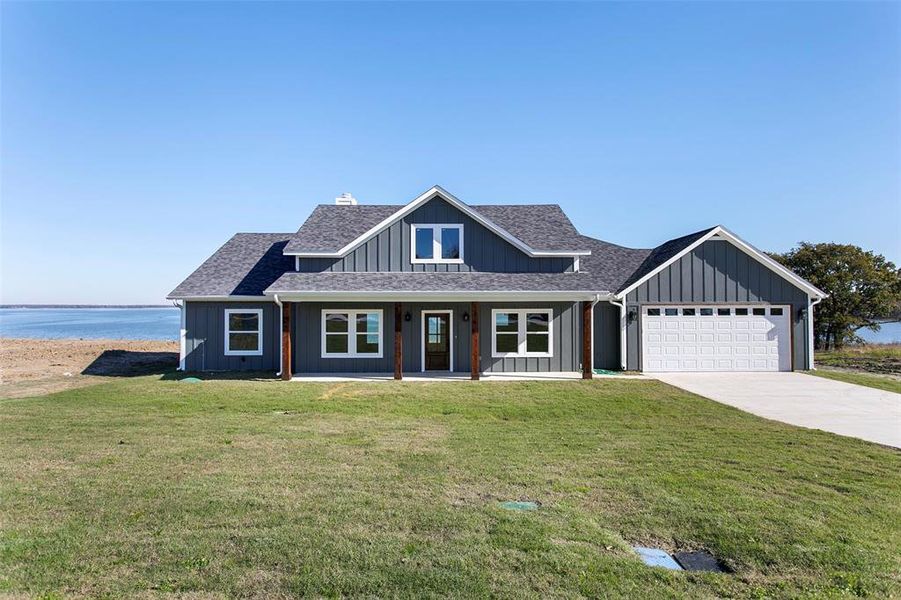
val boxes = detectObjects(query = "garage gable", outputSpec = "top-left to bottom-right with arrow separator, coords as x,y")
623,238 -> 811,306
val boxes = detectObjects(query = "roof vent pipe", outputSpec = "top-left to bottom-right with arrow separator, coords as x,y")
335,193 -> 358,206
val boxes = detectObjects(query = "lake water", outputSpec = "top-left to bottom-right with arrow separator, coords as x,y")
1,307 -> 898,345
0,308 -> 180,341
857,321 -> 901,344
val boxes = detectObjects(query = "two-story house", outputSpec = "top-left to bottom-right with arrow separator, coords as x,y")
168,186 -> 826,379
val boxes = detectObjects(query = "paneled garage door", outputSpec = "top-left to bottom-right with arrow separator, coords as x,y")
642,306 -> 791,372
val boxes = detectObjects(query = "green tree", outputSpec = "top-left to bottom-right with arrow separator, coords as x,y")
771,243 -> 901,350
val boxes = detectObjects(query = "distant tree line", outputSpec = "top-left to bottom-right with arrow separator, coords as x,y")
770,243 -> 901,350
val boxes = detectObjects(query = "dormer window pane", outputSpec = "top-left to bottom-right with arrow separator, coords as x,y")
441,228 -> 460,259
415,227 -> 434,259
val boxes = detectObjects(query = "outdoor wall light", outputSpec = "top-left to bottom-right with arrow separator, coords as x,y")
404,312 -> 412,322
462,312 -> 470,322
627,309 -> 637,324
797,307 -> 807,320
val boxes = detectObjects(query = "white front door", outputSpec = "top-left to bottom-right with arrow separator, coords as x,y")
641,305 -> 791,372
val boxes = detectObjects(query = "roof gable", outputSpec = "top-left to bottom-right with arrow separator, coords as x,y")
615,226 -> 827,299
283,186 -> 591,257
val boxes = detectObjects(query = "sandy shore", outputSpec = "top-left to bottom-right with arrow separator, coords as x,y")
0,338 -> 178,399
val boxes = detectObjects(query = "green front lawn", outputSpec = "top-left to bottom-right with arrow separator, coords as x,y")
1,378 -> 899,598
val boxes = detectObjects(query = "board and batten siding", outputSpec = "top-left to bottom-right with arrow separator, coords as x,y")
623,240 -> 810,371
479,302 -> 582,373
592,302 -> 621,371
297,198 -> 574,274
184,302 -> 280,372
289,301 -> 582,374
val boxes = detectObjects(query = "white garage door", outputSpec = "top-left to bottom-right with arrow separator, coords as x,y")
642,305 -> 791,372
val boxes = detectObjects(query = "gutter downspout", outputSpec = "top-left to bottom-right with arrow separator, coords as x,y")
174,300 -> 186,371
273,294 -> 283,377
808,296 -> 823,370
608,297 -> 627,371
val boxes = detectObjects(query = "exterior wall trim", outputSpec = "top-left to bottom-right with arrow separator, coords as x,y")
169,295 -> 271,301
320,308 -> 385,359
420,309 -> 454,372
265,291 -> 604,302
285,185 -> 592,258
490,308 -> 554,359
223,308 -> 264,356
410,223 -> 465,265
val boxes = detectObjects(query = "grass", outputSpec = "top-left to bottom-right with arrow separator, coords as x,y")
810,369 -> 901,394
814,344 -> 901,393
816,344 -> 901,375
1,377 -> 899,598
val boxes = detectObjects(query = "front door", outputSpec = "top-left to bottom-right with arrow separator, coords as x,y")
423,312 -> 452,371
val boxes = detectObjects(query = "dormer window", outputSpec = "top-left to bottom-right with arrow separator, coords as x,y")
411,224 -> 464,264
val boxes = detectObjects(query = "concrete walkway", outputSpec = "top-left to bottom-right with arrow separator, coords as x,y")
652,372 -> 901,448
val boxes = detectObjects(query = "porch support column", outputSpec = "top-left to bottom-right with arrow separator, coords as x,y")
471,302 -> 480,380
281,301 -> 292,381
582,300 -> 593,380
394,302 -> 403,380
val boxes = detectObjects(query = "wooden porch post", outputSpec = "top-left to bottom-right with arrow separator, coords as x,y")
582,300 -> 593,379
471,302 -> 480,380
281,301 -> 292,381
394,302 -> 403,380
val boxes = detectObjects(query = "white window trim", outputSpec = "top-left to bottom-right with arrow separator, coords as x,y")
320,309 -> 384,359
491,308 -> 554,358
410,223 -> 465,264
421,310 -> 454,372
224,308 -> 264,356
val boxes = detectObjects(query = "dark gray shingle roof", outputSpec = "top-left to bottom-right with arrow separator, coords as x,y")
470,204 -> 585,252
284,205 -> 398,254
265,271 -> 600,294
168,233 -> 294,298
578,235 -> 653,293
283,202 -> 589,254
614,227 -> 717,293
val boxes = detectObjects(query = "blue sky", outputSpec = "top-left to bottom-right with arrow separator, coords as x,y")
2,1 -> 898,304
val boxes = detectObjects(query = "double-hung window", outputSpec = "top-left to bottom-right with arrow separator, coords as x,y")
224,309 -> 263,356
411,224 -> 464,263
491,309 -> 553,358
321,309 -> 383,358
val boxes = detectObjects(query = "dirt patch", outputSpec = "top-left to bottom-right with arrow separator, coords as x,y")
0,338 -> 178,399
816,344 -> 901,375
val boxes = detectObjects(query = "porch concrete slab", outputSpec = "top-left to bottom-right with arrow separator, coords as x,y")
292,371 -> 645,382
652,372 -> 901,448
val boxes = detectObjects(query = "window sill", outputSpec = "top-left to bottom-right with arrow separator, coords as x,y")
321,353 -> 384,359
224,350 -> 263,357
411,258 -> 465,265
491,352 -> 553,359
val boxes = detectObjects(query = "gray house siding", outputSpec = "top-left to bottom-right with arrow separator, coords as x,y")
288,301 -> 581,374
593,302 -> 621,371
184,301 -> 280,372
623,240 -> 810,371
292,302 -> 396,374
297,198 -> 574,274
479,301 -> 582,373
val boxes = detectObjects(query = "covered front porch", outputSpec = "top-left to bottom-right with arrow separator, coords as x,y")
271,296 -> 598,381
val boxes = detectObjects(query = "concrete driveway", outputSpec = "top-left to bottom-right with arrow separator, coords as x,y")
652,372 -> 901,448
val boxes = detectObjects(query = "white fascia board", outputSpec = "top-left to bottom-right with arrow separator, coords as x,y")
166,295 -> 272,302
264,290 -> 611,302
614,226 -> 827,300
284,185 -> 592,258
